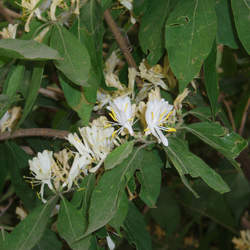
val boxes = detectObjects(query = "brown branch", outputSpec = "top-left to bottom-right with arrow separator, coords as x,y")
103,9 -> 142,87
239,98 -> 250,136
0,1 -> 13,23
0,128 -> 69,141
222,97 -> 236,132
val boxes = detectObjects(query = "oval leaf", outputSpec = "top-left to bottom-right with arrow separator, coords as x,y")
0,39 -> 61,60
50,25 -> 91,86
104,141 -> 134,170
165,0 -> 217,91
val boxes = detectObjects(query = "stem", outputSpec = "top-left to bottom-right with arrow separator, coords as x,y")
239,98 -> 250,136
0,128 -> 69,141
103,9 -> 142,88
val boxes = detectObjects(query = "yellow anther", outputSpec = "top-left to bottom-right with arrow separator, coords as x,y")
109,108 -> 118,121
164,110 -> 173,121
104,124 -> 112,128
158,110 -> 167,122
112,130 -> 117,138
167,127 -> 176,132
144,127 -> 149,132
151,112 -> 154,120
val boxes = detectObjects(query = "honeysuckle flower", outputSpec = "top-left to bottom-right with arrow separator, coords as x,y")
0,24 -> 18,39
174,88 -> 190,110
0,107 -> 21,133
22,0 -> 43,32
66,133 -> 93,160
71,0 -> 80,15
119,0 -> 133,10
28,150 -> 55,203
105,51 -> 120,75
232,230 -> 250,250
49,0 -> 63,21
106,235 -> 115,250
128,67 -> 136,99
64,153 -> 91,190
105,73 -> 125,91
93,90 -> 111,111
34,26 -> 50,43
79,117 -> 115,173
144,88 -> 176,147
107,96 -> 136,136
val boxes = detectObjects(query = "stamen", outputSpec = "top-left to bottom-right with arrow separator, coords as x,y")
124,103 -> 128,113
164,110 -> 173,121
151,112 -> 154,120
167,127 -> 176,132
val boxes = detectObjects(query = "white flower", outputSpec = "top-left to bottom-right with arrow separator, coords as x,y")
0,24 -> 18,39
105,51 -> 120,74
107,96 -> 136,136
28,150 -> 55,203
106,235 -> 115,250
119,0 -> 133,10
49,0 -> 63,21
93,90 -> 111,111
0,107 -> 21,132
22,0 -> 43,32
64,153 -> 90,190
67,117 -> 116,173
144,89 -> 176,147
105,73 -> 124,90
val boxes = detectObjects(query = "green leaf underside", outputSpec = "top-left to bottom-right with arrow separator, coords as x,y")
50,25 -> 91,86
165,137 -> 230,196
0,39 -> 61,60
165,0 -> 217,91
183,122 -> 248,169
3,196 -> 58,250
104,141 -> 134,170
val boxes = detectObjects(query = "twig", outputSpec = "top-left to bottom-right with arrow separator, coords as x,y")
239,98 -> 250,136
38,87 -> 65,101
0,1 -> 13,23
103,9 -> 142,88
222,97 -> 236,131
0,128 -> 69,141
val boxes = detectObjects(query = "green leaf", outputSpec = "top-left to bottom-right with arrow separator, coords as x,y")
71,174 -> 96,215
133,0 -> 149,16
18,62 -> 44,126
3,64 -> 25,98
165,137 -> 230,195
104,141 -> 134,170
50,25 -> 91,86
0,39 -> 61,60
204,41 -> 219,118
215,0 -> 238,49
59,73 -> 93,125
123,203 -> 152,250
57,197 -> 91,250
0,144 -> 8,193
109,192 -> 129,234
165,0 -> 217,91
32,229 -> 62,250
231,0 -> 250,54
136,149 -> 162,207
178,179 -> 237,233
185,106 -> 212,122
139,0 -> 170,65
183,122 -> 248,169
150,187 -> 180,236
5,142 -> 40,210
3,196 -> 58,250
81,146 -> 147,238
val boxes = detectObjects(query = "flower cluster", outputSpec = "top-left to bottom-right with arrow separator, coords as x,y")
232,230 -> 250,250
21,0 -> 79,32
26,53 -> 189,203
